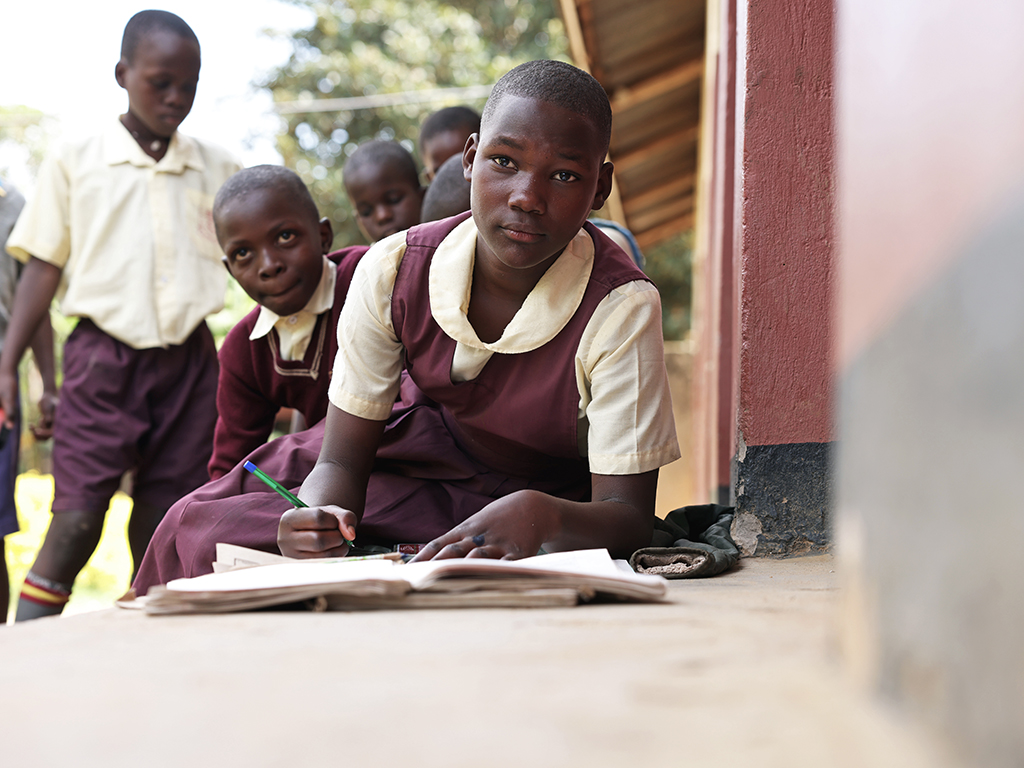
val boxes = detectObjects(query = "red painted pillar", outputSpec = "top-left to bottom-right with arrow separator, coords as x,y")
695,0 -> 836,554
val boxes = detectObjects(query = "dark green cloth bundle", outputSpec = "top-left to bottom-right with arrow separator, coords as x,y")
628,504 -> 740,579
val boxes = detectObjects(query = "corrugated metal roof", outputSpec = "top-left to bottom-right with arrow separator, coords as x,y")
560,0 -> 704,250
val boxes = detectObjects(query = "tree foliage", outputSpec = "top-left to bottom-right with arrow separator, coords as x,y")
262,0 -> 569,247
642,231 -> 693,340
0,106 -> 54,185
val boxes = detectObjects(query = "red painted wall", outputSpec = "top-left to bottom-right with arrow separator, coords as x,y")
737,0 -> 835,447
694,0 -> 835,501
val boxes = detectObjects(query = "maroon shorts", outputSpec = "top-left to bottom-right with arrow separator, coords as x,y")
51,319 -> 218,514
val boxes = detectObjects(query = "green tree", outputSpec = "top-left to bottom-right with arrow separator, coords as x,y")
642,231 -> 693,340
262,0 -> 568,247
0,106 -> 54,183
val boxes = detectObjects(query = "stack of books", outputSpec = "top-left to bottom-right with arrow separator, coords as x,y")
125,545 -> 668,614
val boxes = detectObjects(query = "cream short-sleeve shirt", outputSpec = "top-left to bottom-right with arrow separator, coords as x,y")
249,256 -> 336,361
6,120 -> 242,349
329,218 -> 680,475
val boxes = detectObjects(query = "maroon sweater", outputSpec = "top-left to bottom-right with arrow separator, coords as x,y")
208,247 -> 367,479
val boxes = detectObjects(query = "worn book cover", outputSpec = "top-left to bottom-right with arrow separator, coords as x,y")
129,547 -> 668,615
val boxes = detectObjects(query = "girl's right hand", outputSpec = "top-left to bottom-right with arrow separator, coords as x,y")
277,505 -> 358,559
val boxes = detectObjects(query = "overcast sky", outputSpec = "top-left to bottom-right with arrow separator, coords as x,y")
1,0 -> 313,187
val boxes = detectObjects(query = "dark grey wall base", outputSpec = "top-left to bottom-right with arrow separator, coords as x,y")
732,440 -> 833,556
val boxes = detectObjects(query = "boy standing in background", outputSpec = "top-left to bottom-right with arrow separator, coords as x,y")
0,10 -> 241,620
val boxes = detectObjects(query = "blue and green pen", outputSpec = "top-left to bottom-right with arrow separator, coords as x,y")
243,460 -> 355,548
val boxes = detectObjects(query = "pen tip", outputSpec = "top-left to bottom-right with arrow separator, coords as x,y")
243,461 -> 255,472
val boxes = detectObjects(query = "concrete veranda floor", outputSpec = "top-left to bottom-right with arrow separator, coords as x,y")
0,555 -> 956,767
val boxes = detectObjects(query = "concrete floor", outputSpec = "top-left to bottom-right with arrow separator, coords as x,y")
0,555 -> 955,767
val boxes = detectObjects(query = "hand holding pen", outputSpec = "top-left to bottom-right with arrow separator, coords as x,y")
244,461 -> 357,553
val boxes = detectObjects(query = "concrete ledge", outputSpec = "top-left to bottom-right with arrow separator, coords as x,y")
0,555 -> 954,767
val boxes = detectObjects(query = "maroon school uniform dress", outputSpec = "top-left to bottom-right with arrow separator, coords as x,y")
208,247 -> 367,479
132,214 -> 647,594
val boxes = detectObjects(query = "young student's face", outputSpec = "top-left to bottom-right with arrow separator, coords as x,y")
422,129 -> 472,182
464,95 -> 613,275
115,29 -> 201,139
216,187 -> 333,317
345,163 -> 424,243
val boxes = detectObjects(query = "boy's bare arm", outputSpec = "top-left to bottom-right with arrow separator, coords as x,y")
0,257 -> 62,428
277,403 -> 386,558
27,312 -> 58,439
413,470 -> 659,562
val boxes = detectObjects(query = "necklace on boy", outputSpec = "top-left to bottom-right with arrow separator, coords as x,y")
128,128 -> 164,153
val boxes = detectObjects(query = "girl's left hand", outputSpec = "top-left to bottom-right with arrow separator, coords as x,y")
410,490 -> 558,562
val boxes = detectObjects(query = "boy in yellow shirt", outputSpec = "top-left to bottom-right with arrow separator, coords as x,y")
0,10 -> 240,620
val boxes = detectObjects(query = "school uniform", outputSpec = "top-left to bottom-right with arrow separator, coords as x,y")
209,246 -> 368,479
133,212 -> 679,594
6,120 -> 241,513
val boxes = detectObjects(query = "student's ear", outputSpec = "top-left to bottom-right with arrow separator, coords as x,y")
319,217 -> 334,254
462,133 -> 479,182
114,58 -> 128,89
591,161 -> 615,211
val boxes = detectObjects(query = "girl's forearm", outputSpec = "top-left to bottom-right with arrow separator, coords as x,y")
298,459 -> 368,517
298,403 -> 387,517
544,470 -> 659,558
543,498 -> 654,559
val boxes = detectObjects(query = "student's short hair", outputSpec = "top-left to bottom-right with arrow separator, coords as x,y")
213,165 -> 319,229
343,140 -> 420,188
482,60 -> 612,155
421,155 -> 472,223
418,106 -> 481,150
121,10 -> 200,62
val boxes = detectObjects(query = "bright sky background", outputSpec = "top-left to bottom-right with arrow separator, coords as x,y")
1,0 -> 314,189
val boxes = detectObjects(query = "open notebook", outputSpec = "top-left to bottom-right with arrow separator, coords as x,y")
125,545 -> 668,614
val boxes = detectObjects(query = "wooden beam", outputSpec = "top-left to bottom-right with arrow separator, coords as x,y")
558,0 -> 592,73
612,125 -> 700,174
610,58 -> 704,114
635,215 -> 694,251
604,177 -> 628,228
628,194 -> 694,234
576,0 -> 606,82
622,174 -> 697,217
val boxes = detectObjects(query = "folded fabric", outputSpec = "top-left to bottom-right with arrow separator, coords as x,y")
628,504 -> 740,579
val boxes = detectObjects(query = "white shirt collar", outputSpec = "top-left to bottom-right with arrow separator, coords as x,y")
106,118 -> 206,173
428,217 -> 595,355
249,256 -> 337,341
